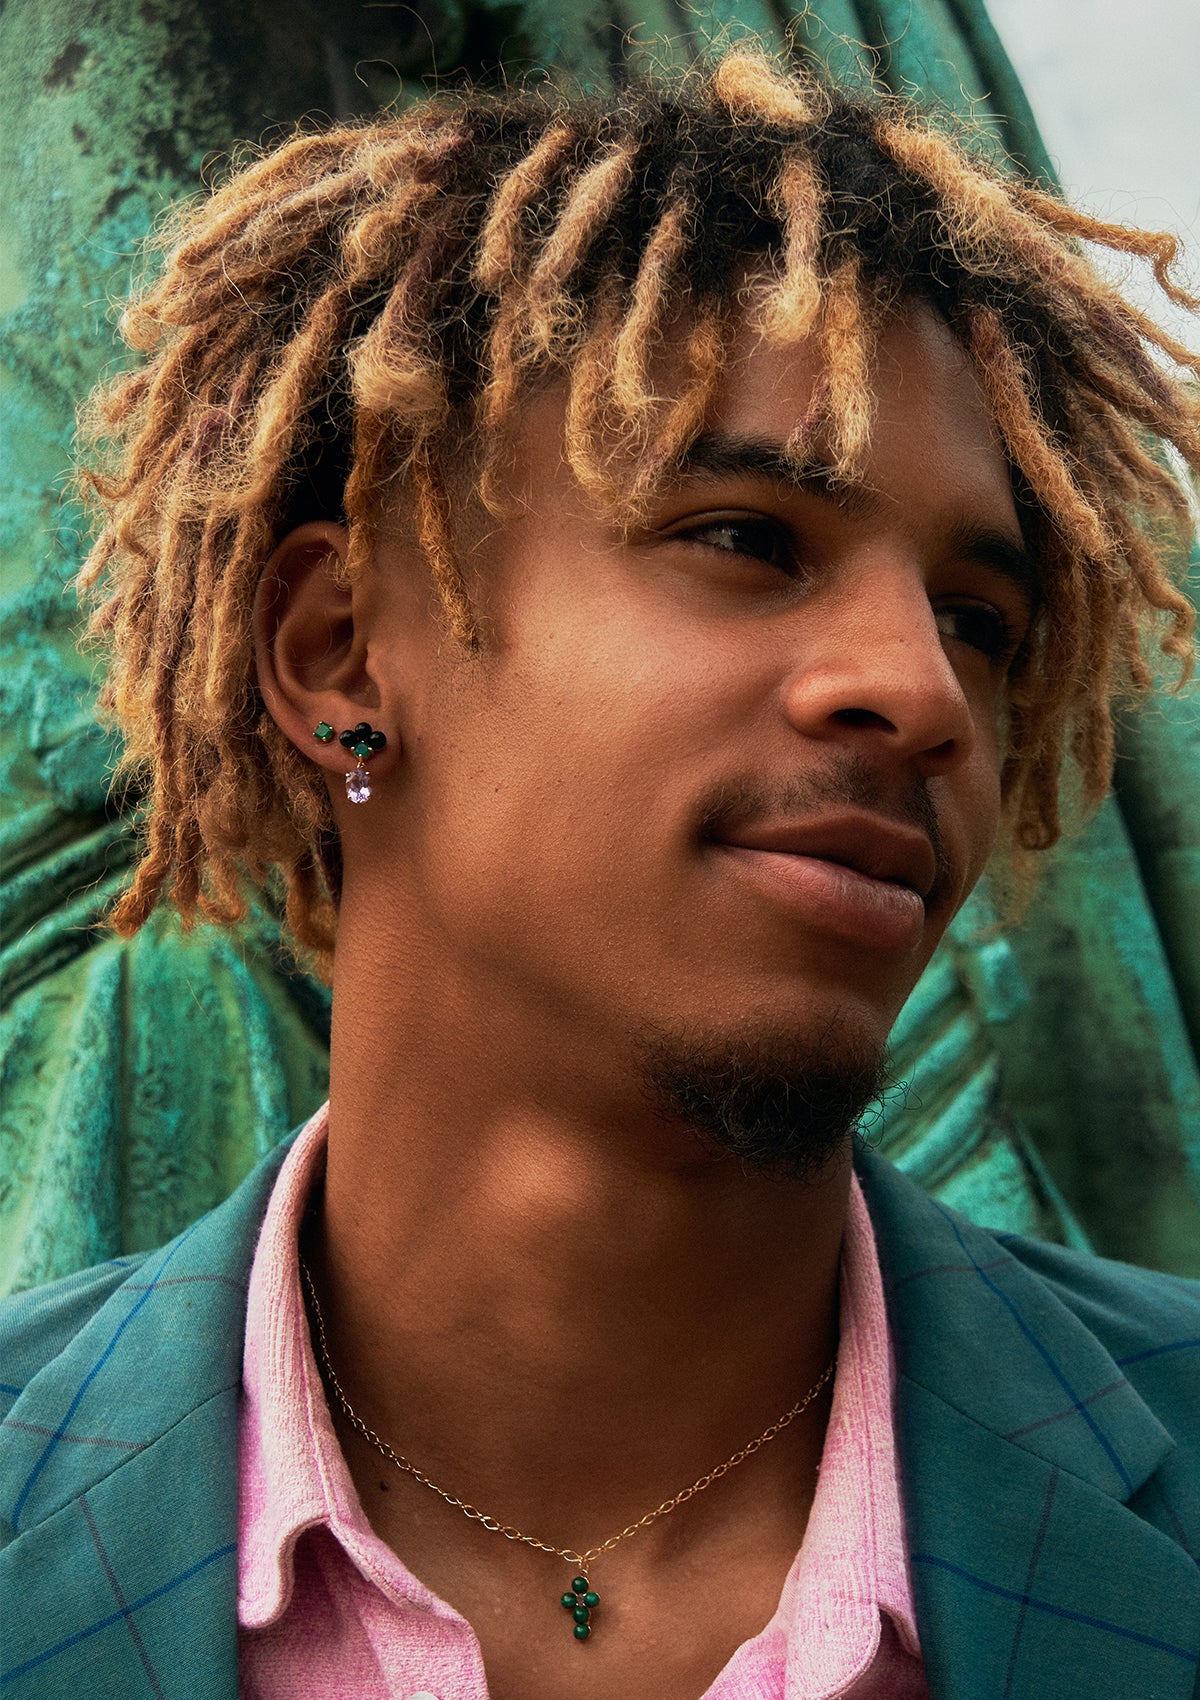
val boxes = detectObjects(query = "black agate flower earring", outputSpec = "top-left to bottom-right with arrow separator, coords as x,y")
313,720 -> 387,803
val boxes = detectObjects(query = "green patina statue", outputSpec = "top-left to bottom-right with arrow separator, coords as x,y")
1,0 -> 1197,1294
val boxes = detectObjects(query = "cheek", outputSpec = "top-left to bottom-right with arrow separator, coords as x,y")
413,611 -> 754,939
931,674 -> 1007,902
951,742 -> 1005,899
412,658 -> 656,899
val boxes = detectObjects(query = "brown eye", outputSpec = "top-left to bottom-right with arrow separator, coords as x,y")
934,600 -> 1020,664
680,516 -> 794,571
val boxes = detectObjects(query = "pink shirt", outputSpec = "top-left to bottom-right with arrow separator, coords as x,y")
238,1107 -> 928,1699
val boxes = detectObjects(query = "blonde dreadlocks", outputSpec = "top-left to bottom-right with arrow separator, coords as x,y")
78,50 -> 1200,978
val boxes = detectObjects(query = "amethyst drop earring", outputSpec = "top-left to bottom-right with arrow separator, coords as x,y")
322,720 -> 387,803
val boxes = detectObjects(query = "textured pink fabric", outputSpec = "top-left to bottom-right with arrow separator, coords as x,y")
238,1106 -> 928,1699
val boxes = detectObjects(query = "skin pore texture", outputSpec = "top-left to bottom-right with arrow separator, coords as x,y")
253,301 -> 1032,1700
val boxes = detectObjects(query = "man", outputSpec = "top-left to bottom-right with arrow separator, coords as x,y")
2,49 -> 1198,1700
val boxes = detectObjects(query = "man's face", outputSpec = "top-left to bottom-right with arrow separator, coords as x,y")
361,302 -> 1033,1156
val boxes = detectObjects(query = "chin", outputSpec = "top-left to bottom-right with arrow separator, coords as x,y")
632,1010 -> 893,1182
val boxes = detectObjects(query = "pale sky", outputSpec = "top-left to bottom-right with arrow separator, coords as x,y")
985,0 -> 1199,352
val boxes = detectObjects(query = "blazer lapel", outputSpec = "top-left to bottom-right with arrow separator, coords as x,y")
857,1148 -> 1200,1700
7,1132 -> 1196,1698
0,1139 -> 289,1698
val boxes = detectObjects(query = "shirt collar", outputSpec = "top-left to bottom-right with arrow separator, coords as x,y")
237,1107 -> 921,1693
782,1173 -> 921,1693
238,1105 -> 453,1627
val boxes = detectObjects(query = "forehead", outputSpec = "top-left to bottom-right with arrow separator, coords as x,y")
713,298 -> 1014,516
484,296 -> 1025,586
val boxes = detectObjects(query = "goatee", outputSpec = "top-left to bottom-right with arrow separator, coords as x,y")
637,1017 -> 891,1180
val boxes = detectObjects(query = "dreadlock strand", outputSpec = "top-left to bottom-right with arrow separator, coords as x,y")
757,152 -> 824,345
1109,500 -> 1196,677
966,306 -> 1112,562
245,278 -> 368,487
343,177 -> 442,285
476,293 -> 532,512
612,199 -> 692,420
283,846 -> 334,959
1017,185 -> 1200,313
474,127 -> 583,478
108,818 -> 176,935
358,114 -> 466,190
643,305 -> 729,487
877,118 -> 1105,313
524,139 -> 639,354
174,130 -> 363,254
411,443 -> 478,647
1107,512 -> 1161,691
880,111 -> 1200,403
1098,297 -> 1200,383
351,214 -> 460,428
563,275 -> 627,506
340,125 -> 473,287
476,122 -> 579,292
712,50 -> 830,128
819,256 -> 875,475
1070,385 -> 1194,536
1071,344 -> 1200,463
196,306 -> 358,707
173,811 -> 212,923
341,405 -> 390,578
219,175 -> 371,290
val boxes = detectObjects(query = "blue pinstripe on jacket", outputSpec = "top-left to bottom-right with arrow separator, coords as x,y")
2,1139 -> 1199,1698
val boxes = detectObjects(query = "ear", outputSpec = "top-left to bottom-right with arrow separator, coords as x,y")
253,521 -> 397,781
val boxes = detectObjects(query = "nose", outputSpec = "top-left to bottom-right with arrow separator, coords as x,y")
779,559 -> 976,778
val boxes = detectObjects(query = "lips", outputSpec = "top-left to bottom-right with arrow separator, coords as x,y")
716,811 -> 939,901
710,810 -> 940,951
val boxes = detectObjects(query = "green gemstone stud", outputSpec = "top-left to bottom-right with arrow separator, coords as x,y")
313,721 -> 334,743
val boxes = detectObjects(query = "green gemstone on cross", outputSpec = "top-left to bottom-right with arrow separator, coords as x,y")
565,1574 -> 596,1641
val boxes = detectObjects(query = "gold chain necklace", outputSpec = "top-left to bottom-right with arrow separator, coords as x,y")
300,1254 -> 836,1644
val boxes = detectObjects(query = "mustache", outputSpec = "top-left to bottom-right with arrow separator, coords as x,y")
694,755 -> 949,891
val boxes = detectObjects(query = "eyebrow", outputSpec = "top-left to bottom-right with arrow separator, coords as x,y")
675,431 -> 881,518
674,430 -> 1041,608
944,520 -> 1041,611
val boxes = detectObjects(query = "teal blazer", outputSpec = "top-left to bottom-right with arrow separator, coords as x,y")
2,1141 -> 1199,1698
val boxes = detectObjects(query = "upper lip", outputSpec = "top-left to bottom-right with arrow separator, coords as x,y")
715,810 -> 940,902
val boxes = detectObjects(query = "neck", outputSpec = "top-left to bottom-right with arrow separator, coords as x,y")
312,955 -> 848,1554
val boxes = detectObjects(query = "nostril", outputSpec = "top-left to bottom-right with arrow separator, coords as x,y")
832,707 -> 897,732
923,737 -> 960,769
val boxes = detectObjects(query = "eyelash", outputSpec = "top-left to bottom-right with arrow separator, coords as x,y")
675,515 -> 1023,665
932,603 -> 1021,665
677,515 -> 797,573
